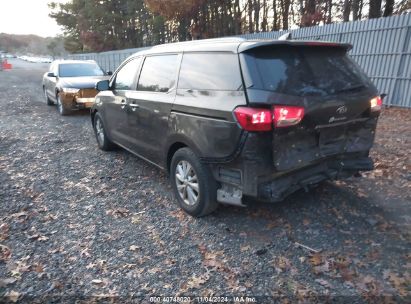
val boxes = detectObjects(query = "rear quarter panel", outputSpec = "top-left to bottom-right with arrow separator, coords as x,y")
169,89 -> 246,161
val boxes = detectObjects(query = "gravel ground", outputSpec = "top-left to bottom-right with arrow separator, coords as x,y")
0,59 -> 410,303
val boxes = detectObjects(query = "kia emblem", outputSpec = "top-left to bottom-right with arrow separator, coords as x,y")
336,105 -> 348,115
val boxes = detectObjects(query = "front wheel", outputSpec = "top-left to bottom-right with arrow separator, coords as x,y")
170,148 -> 218,217
43,87 -> 54,106
93,113 -> 116,151
56,94 -> 70,116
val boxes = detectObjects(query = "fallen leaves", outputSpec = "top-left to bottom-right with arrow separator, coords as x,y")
0,222 -> 10,241
0,244 -> 11,262
106,207 -> 130,218
10,211 -> 28,222
334,256 -> 352,269
4,290 -> 21,303
130,211 -> 145,224
273,256 -> 292,273
196,244 -> 245,292
38,235 -> 49,242
240,245 -> 250,252
129,245 -> 140,252
185,273 -> 210,290
8,260 -> 30,279
27,234 -> 49,242
148,267 -> 161,274
315,278 -> 331,288
303,218 -> 311,226
383,270 -> 410,297
309,253 -> 324,267
86,262 -> 96,269
33,263 -> 44,273
203,251 -> 225,269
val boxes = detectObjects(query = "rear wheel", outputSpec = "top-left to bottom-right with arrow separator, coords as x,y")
43,87 -> 53,106
170,148 -> 218,217
56,94 -> 70,116
93,113 -> 116,151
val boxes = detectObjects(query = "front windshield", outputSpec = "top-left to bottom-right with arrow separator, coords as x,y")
59,63 -> 104,77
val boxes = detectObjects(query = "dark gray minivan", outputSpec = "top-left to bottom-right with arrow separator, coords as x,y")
92,38 -> 382,217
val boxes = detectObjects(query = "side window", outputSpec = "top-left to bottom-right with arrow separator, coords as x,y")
114,57 -> 141,90
137,55 -> 178,93
178,53 -> 242,91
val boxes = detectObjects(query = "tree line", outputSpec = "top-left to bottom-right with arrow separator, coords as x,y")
49,0 -> 410,53
0,33 -> 66,57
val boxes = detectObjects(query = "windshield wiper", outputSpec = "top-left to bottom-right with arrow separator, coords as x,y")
336,84 -> 365,93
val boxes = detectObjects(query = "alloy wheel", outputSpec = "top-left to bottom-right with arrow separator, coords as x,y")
95,117 -> 105,146
175,160 -> 200,206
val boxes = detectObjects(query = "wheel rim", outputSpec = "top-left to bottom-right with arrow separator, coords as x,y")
95,118 -> 105,146
175,160 -> 200,206
57,96 -> 63,113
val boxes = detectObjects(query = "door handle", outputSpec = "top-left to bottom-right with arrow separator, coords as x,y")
129,103 -> 139,111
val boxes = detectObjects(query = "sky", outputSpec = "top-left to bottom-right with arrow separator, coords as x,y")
0,0 -> 69,37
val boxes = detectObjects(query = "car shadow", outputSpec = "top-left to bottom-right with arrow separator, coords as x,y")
209,180 -> 406,258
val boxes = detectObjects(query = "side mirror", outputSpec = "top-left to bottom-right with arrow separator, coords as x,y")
47,72 -> 56,77
96,80 -> 110,91
106,71 -> 113,76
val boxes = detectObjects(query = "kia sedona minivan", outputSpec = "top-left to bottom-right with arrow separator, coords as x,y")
91,38 -> 381,217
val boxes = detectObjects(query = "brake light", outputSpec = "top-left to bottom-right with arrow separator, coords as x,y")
273,106 -> 305,127
370,96 -> 382,112
233,107 -> 272,131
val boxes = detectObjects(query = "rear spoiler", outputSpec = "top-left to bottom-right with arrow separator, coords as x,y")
238,40 -> 353,53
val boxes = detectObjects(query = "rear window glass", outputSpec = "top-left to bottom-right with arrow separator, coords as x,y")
178,53 -> 242,91
138,55 -> 178,93
243,47 -> 370,96
59,63 -> 104,77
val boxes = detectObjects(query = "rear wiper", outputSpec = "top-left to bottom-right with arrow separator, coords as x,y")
336,84 -> 365,93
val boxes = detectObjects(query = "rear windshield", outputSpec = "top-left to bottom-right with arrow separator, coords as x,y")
59,63 -> 104,77
242,46 -> 371,96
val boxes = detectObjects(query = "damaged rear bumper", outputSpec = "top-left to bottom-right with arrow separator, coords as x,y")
257,155 -> 373,202
210,127 -> 376,205
213,153 -> 373,205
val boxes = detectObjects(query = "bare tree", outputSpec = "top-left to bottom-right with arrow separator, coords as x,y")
383,0 -> 394,16
369,0 -> 382,18
343,0 -> 351,22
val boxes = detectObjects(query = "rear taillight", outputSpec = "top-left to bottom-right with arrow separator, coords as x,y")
233,107 -> 272,131
273,106 -> 305,128
234,105 -> 305,131
370,96 -> 383,112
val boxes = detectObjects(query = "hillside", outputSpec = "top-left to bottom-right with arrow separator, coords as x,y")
0,33 -> 65,56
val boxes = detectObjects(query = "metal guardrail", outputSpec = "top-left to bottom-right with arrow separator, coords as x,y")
69,14 -> 411,108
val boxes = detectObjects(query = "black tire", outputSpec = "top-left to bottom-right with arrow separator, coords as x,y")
93,112 -> 116,151
170,148 -> 218,217
43,87 -> 54,106
56,93 -> 71,116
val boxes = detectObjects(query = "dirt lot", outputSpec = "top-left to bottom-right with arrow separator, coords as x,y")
0,59 -> 410,303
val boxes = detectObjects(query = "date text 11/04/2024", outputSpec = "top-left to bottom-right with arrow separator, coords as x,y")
149,296 -> 257,303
